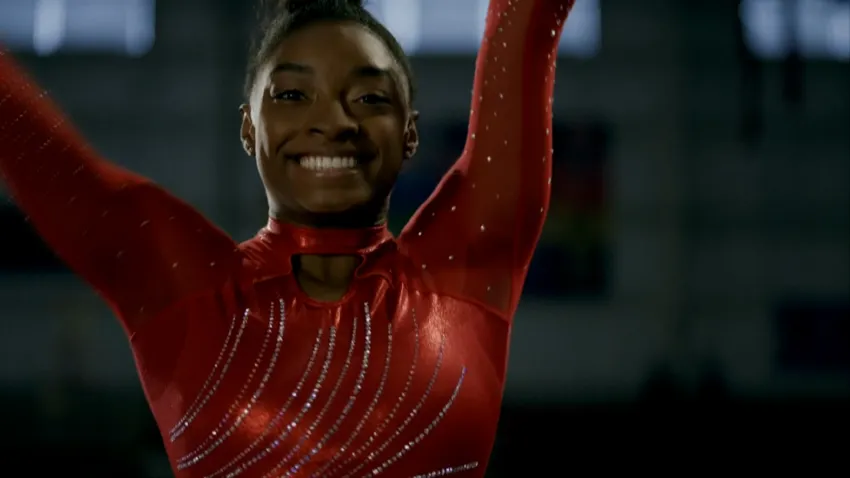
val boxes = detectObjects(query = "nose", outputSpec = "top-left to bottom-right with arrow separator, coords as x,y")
305,96 -> 359,141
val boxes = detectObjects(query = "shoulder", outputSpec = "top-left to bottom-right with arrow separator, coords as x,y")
237,233 -> 292,282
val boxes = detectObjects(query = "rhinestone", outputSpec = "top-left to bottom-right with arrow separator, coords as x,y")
369,367 -> 468,476
170,309 -> 249,442
411,462 -> 480,478
176,301 -> 286,469
268,305 -> 371,476
342,333 -> 446,477
205,325 -> 324,477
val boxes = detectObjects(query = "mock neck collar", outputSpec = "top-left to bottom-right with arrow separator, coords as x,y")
261,217 -> 393,256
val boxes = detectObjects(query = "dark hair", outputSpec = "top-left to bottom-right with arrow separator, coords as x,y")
244,0 -> 415,104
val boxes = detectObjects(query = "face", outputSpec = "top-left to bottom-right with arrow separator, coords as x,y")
241,21 -> 418,225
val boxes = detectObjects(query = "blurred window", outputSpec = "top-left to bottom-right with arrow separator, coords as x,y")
0,0 -> 156,56
740,0 -> 849,60
365,0 -> 601,57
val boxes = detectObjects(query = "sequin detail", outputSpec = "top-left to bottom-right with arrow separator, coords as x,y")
342,335 -> 448,478
206,327 -> 324,478
222,323 -> 339,477
412,462 -> 480,478
266,305 -> 371,477
367,367 -> 468,477
265,308 -> 372,477
177,301 -> 286,470
317,309 -> 419,478
170,309 -> 250,441
168,312 -> 238,438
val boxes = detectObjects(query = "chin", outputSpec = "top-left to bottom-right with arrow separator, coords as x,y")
302,195 -> 370,214
305,203 -> 358,214
300,194 -> 387,226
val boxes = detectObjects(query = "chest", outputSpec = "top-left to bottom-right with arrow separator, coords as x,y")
138,277 -> 510,477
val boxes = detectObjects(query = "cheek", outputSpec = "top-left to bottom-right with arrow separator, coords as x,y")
255,137 -> 288,187
365,116 -> 405,154
257,124 -> 283,158
255,106 -> 297,157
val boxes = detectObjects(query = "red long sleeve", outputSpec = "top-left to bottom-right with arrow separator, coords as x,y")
399,0 -> 572,319
0,50 -> 239,333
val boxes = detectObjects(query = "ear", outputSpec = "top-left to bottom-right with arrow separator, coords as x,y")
240,104 -> 255,157
403,110 -> 420,161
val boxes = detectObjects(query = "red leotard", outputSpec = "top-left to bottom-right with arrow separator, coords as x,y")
0,1 -> 572,476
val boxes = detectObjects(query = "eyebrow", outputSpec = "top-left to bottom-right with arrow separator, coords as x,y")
270,62 -> 313,75
352,65 -> 392,79
270,63 -> 392,79
269,62 -> 404,99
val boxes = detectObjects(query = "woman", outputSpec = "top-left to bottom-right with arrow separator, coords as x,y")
0,0 -> 572,476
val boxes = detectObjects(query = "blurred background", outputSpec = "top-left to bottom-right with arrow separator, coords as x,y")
1,0 -> 848,475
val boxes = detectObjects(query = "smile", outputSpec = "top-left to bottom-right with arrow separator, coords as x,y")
298,156 -> 358,171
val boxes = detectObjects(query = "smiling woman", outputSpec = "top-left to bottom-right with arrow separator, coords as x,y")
0,0 -> 573,476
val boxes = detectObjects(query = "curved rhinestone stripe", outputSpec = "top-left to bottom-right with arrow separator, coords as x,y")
280,304 -> 380,477
367,367 -> 468,477
412,462 -> 480,478
322,308 -> 421,477
177,300 -> 286,468
224,325 -> 339,477
341,334 -> 447,478
206,326 -> 324,478
171,309 -> 251,442
264,308 -> 366,477
168,313 -> 237,438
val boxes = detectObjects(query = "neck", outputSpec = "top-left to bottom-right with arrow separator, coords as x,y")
267,203 -> 392,301
284,209 -> 378,297
292,254 -> 360,302
294,254 -> 360,286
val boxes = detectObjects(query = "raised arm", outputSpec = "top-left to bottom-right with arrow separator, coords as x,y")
398,0 -> 573,319
0,50 -> 239,333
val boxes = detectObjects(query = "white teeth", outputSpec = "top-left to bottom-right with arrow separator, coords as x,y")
298,156 -> 357,171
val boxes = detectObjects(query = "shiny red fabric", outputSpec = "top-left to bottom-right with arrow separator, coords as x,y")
0,1 -> 572,476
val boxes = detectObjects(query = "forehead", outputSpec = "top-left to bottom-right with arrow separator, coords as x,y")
270,21 -> 396,76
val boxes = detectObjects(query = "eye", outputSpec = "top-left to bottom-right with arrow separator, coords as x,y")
357,93 -> 390,105
273,89 -> 306,101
